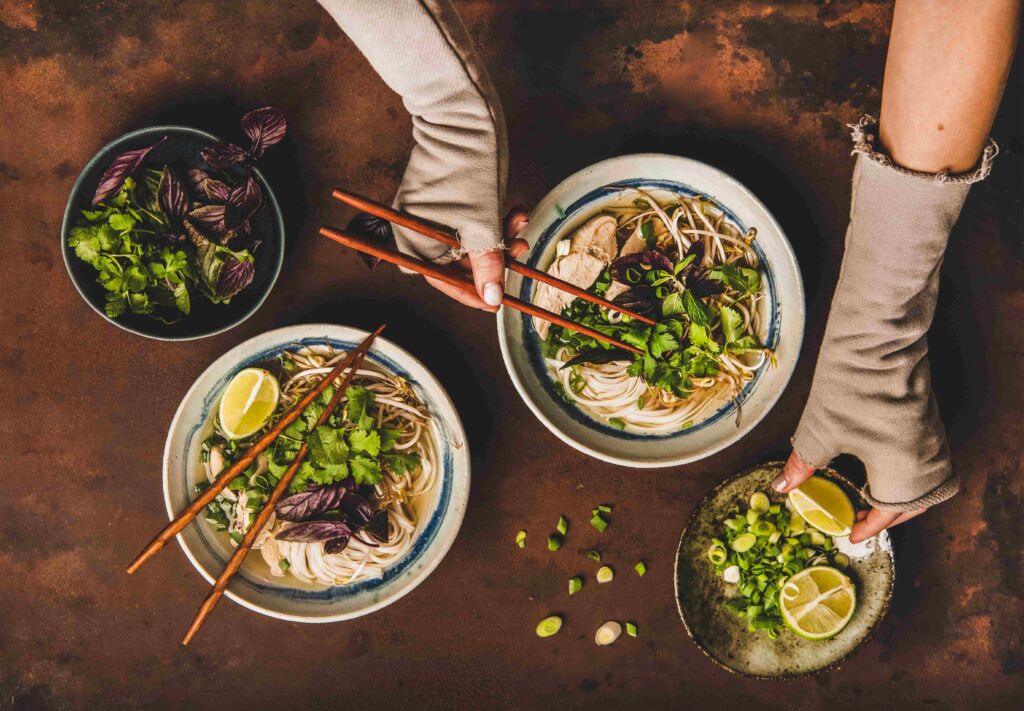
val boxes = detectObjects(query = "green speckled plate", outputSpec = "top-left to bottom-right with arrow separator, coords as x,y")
674,461 -> 895,678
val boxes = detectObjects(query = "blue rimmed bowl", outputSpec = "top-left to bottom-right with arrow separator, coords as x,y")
162,324 -> 470,623
61,125 -> 284,341
497,154 -> 805,467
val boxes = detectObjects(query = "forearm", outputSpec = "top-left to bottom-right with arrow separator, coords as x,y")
317,0 -> 507,259
880,0 -> 1021,174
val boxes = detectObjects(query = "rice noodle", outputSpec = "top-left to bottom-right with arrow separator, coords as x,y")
205,345 -> 439,587
546,190 -> 771,434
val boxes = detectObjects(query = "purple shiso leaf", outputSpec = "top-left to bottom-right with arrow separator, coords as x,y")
224,173 -> 264,231
241,106 -> 287,158
216,253 -> 255,299
324,536 -> 351,555
201,141 -> 249,170
609,250 -> 674,284
276,520 -> 353,543
186,168 -> 231,203
92,135 -> 168,205
275,482 -> 349,522
363,510 -> 389,543
341,492 -> 374,526
345,212 -> 394,269
188,204 -> 228,236
157,165 -> 189,224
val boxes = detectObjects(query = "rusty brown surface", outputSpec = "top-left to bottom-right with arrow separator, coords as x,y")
1,1 -> 1021,709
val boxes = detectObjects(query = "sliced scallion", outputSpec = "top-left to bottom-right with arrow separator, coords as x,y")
547,535 -> 562,551
590,513 -> 608,533
569,577 -> 582,595
626,621 -> 638,638
556,516 -> 569,536
536,615 -> 562,637
596,565 -> 614,583
516,529 -> 527,548
634,561 -> 647,577
586,549 -> 602,562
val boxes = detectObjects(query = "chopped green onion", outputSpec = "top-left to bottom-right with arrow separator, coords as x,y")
746,509 -> 761,525
832,552 -> 850,569
586,549 -> 602,562
547,535 -> 562,551
516,530 -> 527,548
808,530 -> 827,547
730,533 -> 757,553
569,577 -> 582,595
626,622 -> 638,638
597,504 -> 613,513
278,559 -> 290,572
596,565 -> 614,583
751,520 -> 776,537
556,516 -> 569,536
536,615 -> 562,637
634,561 -> 647,577
590,513 -> 608,533
608,417 -> 626,430
749,492 -> 770,513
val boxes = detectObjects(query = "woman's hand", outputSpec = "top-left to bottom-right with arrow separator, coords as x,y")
772,452 -> 928,544
423,208 -> 530,312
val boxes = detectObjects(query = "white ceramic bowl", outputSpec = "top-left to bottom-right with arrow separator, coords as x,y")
163,324 -> 470,622
498,154 -> 804,467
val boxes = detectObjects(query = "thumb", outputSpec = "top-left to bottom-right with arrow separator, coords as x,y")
773,450 -> 817,493
468,248 -> 507,312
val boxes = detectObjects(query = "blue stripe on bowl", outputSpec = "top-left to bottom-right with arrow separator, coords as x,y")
518,178 -> 780,441
178,336 -> 453,602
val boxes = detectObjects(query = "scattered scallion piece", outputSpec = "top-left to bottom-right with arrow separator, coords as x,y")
597,504 -> 613,513
634,561 -> 647,577
516,529 -> 527,548
596,565 -> 614,583
278,559 -> 290,572
536,615 -> 562,638
626,621 -> 638,638
595,621 -> 622,645
547,535 -> 562,551
556,516 -> 569,536
569,577 -> 582,595
750,492 -> 770,513
586,549 -> 602,562
590,513 -> 608,533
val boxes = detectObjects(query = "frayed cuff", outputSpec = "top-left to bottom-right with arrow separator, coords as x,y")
850,114 -> 998,185
862,475 -> 960,512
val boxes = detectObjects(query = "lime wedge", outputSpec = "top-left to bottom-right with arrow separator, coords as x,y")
788,476 -> 855,536
218,368 -> 280,439
779,566 -> 856,640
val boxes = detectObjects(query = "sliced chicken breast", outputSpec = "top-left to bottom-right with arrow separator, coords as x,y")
619,230 -> 646,257
604,279 -> 630,302
532,252 -> 607,339
569,215 -> 618,264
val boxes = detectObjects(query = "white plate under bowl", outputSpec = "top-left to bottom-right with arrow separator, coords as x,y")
497,154 -> 805,468
163,324 -> 470,623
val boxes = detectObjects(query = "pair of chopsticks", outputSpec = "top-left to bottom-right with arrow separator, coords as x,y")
128,325 -> 385,645
324,189 -> 654,355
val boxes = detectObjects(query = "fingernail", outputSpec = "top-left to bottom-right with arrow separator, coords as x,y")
771,473 -> 787,492
483,282 -> 503,306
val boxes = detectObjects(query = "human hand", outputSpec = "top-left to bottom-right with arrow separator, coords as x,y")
422,208 -> 530,312
772,451 -> 928,544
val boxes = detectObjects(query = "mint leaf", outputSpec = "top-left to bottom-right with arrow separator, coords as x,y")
349,455 -> 382,486
682,290 -> 711,326
381,452 -> 420,476
710,264 -> 760,295
728,335 -> 763,354
661,291 -> 683,317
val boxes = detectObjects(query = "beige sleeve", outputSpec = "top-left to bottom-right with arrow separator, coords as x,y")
792,116 -> 997,512
317,0 -> 507,262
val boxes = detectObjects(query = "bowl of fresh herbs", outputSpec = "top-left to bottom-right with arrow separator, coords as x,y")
61,108 -> 286,340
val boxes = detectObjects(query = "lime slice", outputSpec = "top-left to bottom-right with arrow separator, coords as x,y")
787,476 -> 855,536
219,368 -> 280,439
779,566 -> 856,640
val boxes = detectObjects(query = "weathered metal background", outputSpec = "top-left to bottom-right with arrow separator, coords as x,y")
1,1 -> 1021,708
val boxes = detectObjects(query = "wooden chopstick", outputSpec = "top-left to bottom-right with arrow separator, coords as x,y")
126,325 -> 386,575
181,331 -> 381,645
319,226 -> 644,356
331,188 -> 656,326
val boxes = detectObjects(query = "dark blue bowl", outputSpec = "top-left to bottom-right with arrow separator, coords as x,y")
61,126 -> 285,341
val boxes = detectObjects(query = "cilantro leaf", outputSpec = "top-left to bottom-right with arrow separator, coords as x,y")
710,264 -> 760,295
345,386 -> 376,430
349,455 -> 383,486
648,323 -> 679,359
728,335 -> 763,354
348,429 -> 381,457
306,425 -> 349,464
719,305 -> 743,344
688,322 -> 720,354
379,428 -> 403,452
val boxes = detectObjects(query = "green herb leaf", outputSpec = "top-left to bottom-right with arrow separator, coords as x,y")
348,428 -> 381,457
720,305 -> 743,344
345,386 -> 376,430
349,454 -> 383,486
381,452 -> 421,476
